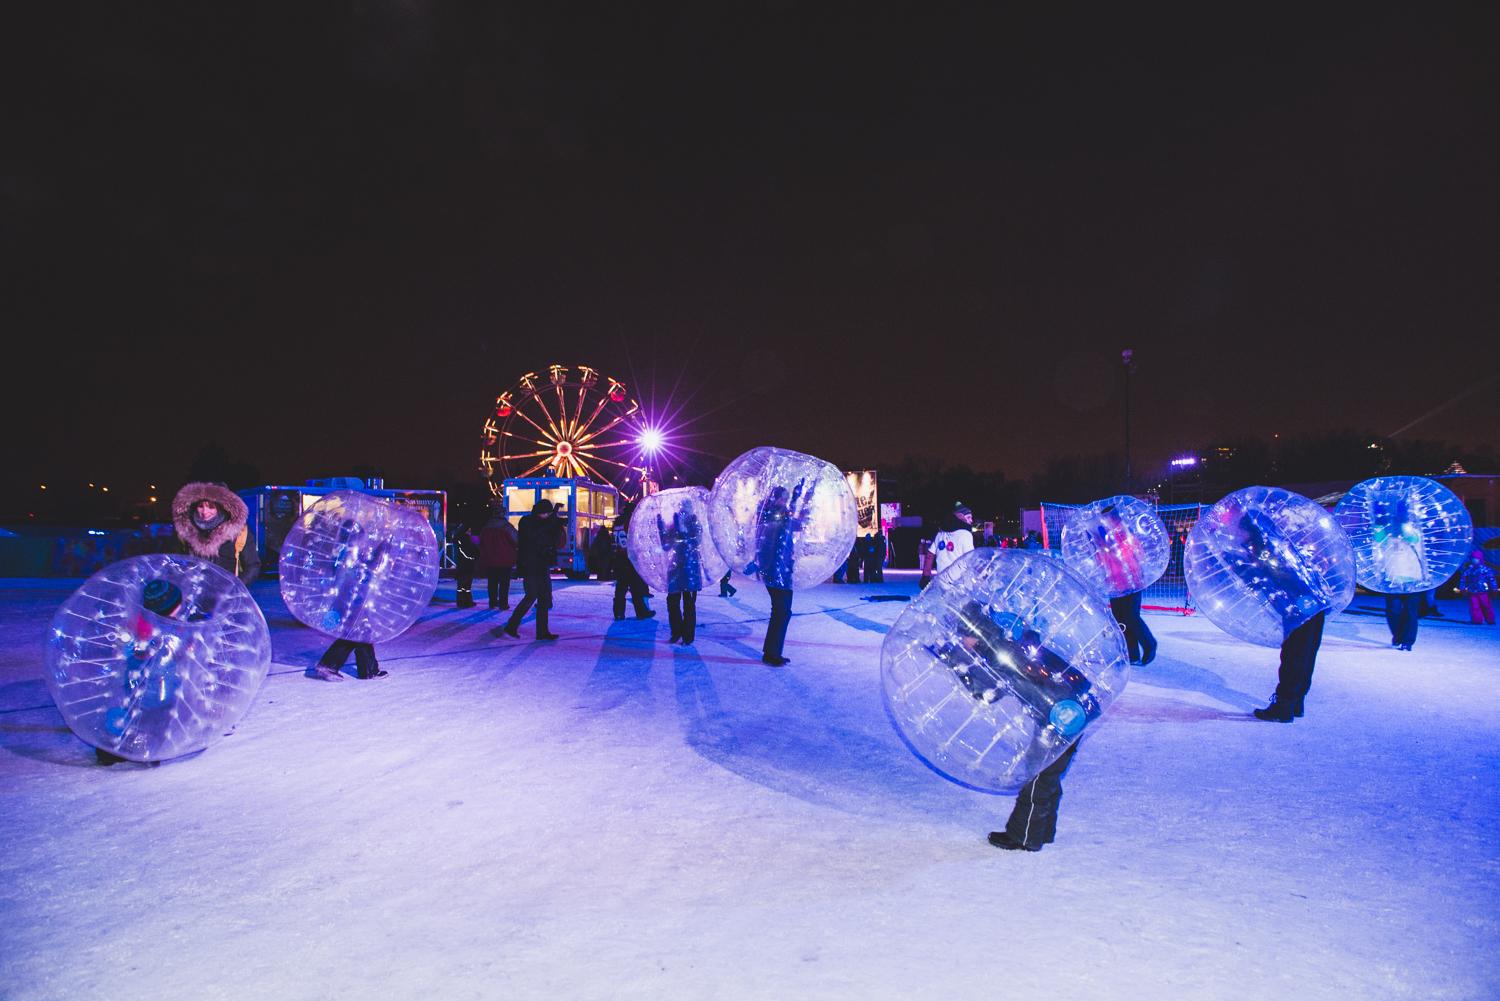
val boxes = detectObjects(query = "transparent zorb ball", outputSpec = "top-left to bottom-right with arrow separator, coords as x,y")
882,549 -> 1130,793
1334,476 -> 1473,594
1060,494 -> 1170,598
707,447 -> 856,590
279,491 -> 440,642
44,554 -> 272,763
1186,486 -> 1355,647
626,487 -> 728,594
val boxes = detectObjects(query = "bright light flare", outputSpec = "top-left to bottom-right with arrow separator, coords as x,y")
638,427 -> 665,454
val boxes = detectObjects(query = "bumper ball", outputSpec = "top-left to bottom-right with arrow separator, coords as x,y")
1334,476 -> 1473,594
1186,486 -> 1355,646
279,491 -> 440,643
626,487 -> 728,594
45,554 -> 272,763
707,447 -> 856,590
882,549 -> 1130,793
1060,494 -> 1170,598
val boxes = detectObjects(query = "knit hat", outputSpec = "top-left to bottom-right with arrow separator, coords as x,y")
954,502 -> 973,517
142,579 -> 184,617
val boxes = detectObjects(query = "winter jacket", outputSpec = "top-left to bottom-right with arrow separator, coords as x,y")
171,481 -> 260,585
658,511 -> 704,594
479,517 -> 519,569
1461,557 -> 1497,595
588,528 -> 614,576
450,526 -> 478,571
514,513 -> 560,574
610,527 -> 646,585
755,502 -> 796,589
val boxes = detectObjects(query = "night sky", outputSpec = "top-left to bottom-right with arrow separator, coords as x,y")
7,4 -> 1497,496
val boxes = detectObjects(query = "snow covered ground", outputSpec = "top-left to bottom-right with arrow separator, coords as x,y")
2,573 -> 1497,1001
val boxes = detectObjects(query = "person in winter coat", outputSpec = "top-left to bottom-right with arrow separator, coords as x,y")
450,520 -> 479,608
920,503 -> 974,588
307,518 -> 388,681
1094,508 -> 1157,665
588,525 -> 615,581
753,480 -> 811,666
1374,497 -> 1427,650
863,532 -> 886,583
926,599 -> 1096,854
1461,549 -> 1496,625
171,482 -> 260,585
658,507 -> 704,644
845,535 -> 863,584
611,520 -> 655,621
502,499 -> 563,640
479,505 -> 519,610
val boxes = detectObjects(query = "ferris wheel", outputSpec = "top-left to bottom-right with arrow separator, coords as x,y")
479,364 -> 653,496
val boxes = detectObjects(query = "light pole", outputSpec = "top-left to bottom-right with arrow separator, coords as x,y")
1121,348 -> 1136,492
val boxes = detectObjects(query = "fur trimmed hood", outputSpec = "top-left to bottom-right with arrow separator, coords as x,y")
172,482 -> 249,558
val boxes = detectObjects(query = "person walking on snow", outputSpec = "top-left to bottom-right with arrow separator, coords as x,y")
658,507 -> 704,644
920,502 -> 974,589
754,481 -> 812,666
502,499 -> 563,641
611,518 -> 656,621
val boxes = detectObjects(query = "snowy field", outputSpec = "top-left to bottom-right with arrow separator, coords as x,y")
2,573 -> 1497,1001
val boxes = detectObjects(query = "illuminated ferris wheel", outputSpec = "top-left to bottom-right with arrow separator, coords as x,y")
479,364 -> 658,496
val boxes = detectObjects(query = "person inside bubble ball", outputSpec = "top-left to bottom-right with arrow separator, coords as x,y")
658,507 -> 703,644
1373,493 -> 1425,651
754,481 -> 813,666
1224,509 -> 1328,631
95,579 -> 195,765
920,503 -> 975,589
308,518 -> 388,681
930,601 -> 1101,733
1095,506 -> 1157,666
924,599 -> 1096,853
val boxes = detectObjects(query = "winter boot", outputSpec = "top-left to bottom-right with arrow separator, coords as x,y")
536,608 -> 559,641
988,831 -> 1041,852
1252,695 -> 1295,722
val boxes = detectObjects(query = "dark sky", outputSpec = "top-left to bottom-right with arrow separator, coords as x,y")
7,3 -> 1498,494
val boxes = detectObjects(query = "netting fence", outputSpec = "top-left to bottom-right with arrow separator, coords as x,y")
1038,501 -> 1205,613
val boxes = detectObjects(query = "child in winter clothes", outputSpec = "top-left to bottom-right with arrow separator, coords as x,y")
1460,550 -> 1496,625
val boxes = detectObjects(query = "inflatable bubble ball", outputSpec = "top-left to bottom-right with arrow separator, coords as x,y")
707,447 -> 857,590
1334,476 -> 1473,594
626,487 -> 729,595
881,549 -> 1130,794
1185,486 -> 1356,647
1060,495 -> 1171,598
279,491 -> 440,643
44,554 -> 272,763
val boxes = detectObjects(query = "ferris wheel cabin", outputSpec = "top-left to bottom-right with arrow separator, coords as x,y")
501,475 -> 619,577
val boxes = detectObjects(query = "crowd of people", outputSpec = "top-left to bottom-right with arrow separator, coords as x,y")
152,480 -> 1497,852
